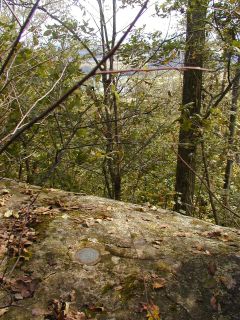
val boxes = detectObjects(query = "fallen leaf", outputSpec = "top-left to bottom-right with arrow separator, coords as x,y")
0,189 -> 10,195
139,302 -> 161,320
0,307 -> 9,316
11,276 -> 39,298
151,206 -> 158,211
12,211 -> 19,218
153,278 -> 167,289
204,250 -> 211,256
0,244 -> 7,257
33,206 -> 51,215
115,285 -> 123,291
14,293 -> 23,300
210,296 -> 217,310
4,209 -> 13,218
221,233 -> 231,242
146,303 -> 161,320
175,232 -> 187,237
152,239 -> 163,247
195,244 -> 205,251
206,231 -> 222,238
55,199 -> 65,208
22,188 -> 34,195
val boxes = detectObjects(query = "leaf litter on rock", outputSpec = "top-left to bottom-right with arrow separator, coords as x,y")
139,302 -> 161,320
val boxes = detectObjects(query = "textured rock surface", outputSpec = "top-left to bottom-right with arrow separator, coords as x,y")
0,179 -> 240,319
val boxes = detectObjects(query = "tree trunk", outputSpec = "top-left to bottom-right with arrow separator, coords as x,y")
174,0 -> 208,215
223,56 -> 240,206
98,0 -> 122,200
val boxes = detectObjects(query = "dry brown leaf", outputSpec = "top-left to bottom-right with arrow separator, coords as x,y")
151,206 -> 158,211
14,293 -> 23,300
115,285 -> 123,291
153,278 -> 167,289
221,233 -> 231,242
140,303 -> 161,320
0,307 -> 9,317
0,189 -> 10,195
195,244 -> 205,251
206,230 -> 222,238
152,239 -> 163,247
0,244 -> 7,257
175,232 -> 187,237
22,188 -> 34,195
11,276 -> 39,298
4,209 -> 13,218
33,206 -> 51,215
204,249 -> 211,255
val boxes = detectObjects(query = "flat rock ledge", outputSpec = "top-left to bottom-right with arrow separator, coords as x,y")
0,179 -> 240,320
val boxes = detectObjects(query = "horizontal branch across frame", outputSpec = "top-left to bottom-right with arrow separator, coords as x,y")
95,66 -> 214,75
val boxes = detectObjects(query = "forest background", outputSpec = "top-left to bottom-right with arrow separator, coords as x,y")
0,0 -> 239,227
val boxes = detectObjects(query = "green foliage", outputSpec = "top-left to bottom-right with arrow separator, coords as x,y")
119,27 -> 181,67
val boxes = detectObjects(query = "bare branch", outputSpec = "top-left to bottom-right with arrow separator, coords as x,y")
95,66 -> 213,75
2,0 -> 22,26
0,0 -> 40,78
12,63 -> 68,135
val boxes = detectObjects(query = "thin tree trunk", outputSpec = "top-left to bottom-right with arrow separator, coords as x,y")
201,141 -> 219,224
97,0 -> 122,200
223,56 -> 240,206
174,0 -> 208,215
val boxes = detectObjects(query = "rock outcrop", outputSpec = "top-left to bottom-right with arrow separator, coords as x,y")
0,179 -> 240,320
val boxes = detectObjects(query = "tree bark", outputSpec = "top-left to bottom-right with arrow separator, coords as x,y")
174,0 -> 208,215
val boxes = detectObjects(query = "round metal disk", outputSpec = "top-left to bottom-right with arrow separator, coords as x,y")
75,247 -> 101,265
